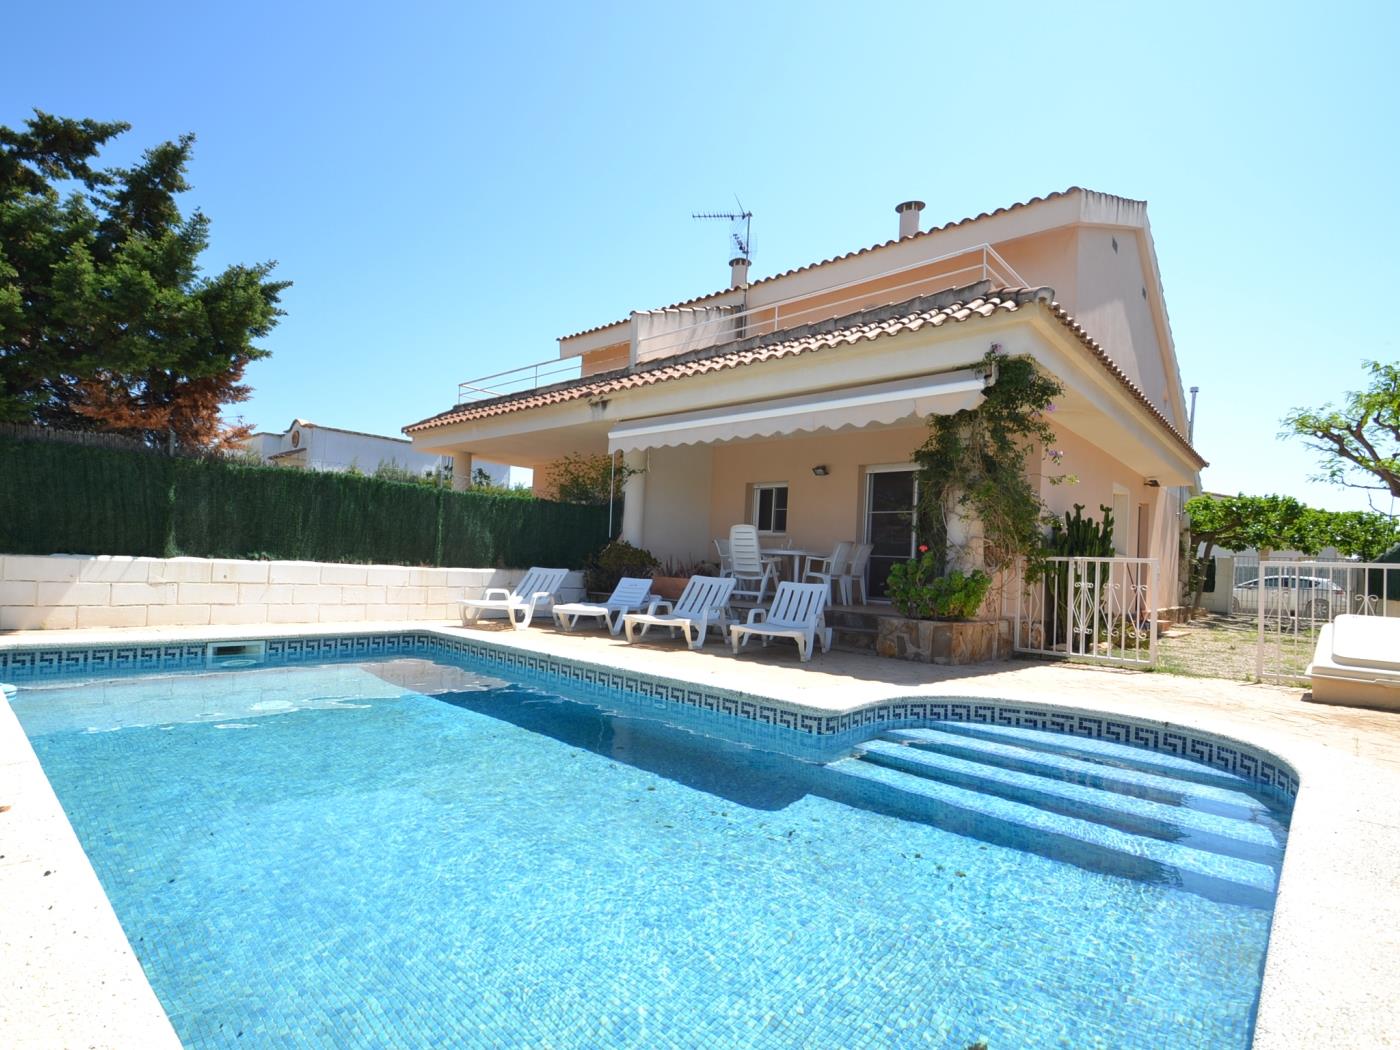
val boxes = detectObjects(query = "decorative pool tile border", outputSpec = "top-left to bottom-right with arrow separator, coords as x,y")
0,629 -> 1299,801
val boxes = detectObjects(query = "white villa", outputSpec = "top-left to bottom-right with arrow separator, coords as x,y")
240,418 -> 530,487
404,188 -> 1204,607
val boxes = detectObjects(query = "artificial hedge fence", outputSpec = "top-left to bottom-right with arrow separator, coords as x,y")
0,437 -> 610,568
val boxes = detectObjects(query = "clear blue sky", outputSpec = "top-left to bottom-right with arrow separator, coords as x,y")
5,1 -> 1397,513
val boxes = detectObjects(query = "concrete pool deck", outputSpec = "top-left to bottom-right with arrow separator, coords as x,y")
3,619 -> 1399,1048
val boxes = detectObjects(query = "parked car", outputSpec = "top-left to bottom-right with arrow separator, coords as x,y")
1231,575 -> 1344,619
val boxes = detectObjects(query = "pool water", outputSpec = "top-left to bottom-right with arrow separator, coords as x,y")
12,656 -> 1289,1049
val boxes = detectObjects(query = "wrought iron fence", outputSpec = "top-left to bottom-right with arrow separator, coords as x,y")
1012,556 -> 1160,667
1253,559 -> 1400,683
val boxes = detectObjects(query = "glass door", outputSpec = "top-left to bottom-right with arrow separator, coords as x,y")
864,469 -> 918,600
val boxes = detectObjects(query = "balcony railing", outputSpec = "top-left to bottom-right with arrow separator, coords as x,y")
455,243 -> 1027,406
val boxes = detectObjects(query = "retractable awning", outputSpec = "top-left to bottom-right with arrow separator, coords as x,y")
606,367 -> 989,454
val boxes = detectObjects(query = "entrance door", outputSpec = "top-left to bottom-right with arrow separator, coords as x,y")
865,468 -> 918,600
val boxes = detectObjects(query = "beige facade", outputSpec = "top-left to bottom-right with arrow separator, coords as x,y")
405,188 -> 1203,608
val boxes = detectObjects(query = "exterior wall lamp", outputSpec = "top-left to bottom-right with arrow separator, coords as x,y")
811,465 -> 830,477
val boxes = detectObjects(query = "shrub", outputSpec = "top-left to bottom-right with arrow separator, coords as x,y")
583,540 -> 660,594
886,550 -> 992,620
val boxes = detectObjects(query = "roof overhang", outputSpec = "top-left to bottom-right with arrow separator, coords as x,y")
607,367 -> 989,454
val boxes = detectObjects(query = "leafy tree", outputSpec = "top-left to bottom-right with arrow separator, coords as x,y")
1316,509 -> 1400,561
1184,493 -> 1319,607
1283,360 -> 1400,502
0,111 -> 288,451
543,451 -> 638,505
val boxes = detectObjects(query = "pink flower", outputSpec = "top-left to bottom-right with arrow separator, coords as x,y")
1044,402 -> 1056,413
918,544 -> 930,553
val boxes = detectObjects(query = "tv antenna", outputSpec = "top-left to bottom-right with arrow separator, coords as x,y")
692,197 -> 752,261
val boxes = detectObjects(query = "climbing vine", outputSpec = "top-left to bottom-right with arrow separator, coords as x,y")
914,346 -> 1068,574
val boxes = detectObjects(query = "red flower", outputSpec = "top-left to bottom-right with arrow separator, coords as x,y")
918,544 -> 930,553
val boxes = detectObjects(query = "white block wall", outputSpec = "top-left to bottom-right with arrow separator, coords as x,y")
0,556 -> 585,631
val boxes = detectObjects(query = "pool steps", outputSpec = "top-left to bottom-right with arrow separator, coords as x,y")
824,722 -> 1285,908
880,727 -> 1267,819
923,721 -> 1254,794
857,737 -> 1280,862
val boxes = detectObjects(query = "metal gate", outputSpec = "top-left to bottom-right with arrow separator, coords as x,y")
1254,559 -> 1400,683
1013,556 -> 1160,668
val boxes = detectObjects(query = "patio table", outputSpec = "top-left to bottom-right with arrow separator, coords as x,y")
760,547 -> 823,582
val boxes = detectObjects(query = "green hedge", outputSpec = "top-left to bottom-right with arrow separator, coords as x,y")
0,437 -> 610,568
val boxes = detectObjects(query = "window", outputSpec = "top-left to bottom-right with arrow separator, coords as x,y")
752,483 -> 789,533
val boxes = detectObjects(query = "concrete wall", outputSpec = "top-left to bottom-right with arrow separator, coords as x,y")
1035,424 -> 1183,607
1073,227 -> 1178,427
638,444 -> 716,566
0,556 -> 584,631
706,426 -> 925,558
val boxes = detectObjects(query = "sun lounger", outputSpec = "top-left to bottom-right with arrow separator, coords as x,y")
729,581 -> 832,662
551,577 -> 656,635
1308,614 -> 1400,711
622,575 -> 736,650
457,567 -> 569,630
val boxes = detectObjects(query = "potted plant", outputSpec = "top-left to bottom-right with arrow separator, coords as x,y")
650,556 -> 717,601
876,547 -> 1002,664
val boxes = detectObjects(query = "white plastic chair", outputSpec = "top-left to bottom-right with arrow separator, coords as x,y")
729,582 -> 832,662
457,567 -> 570,630
622,576 -> 737,650
551,577 -> 655,635
803,541 -> 854,605
728,524 -> 776,603
842,543 -> 874,605
714,538 -> 733,576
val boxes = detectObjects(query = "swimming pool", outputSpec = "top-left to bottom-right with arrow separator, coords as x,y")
10,643 -> 1290,1049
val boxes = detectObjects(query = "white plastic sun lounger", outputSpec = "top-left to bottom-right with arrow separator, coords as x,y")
622,575 -> 736,650
729,581 -> 832,662
551,577 -> 656,635
1307,614 -> 1400,712
457,566 -> 569,630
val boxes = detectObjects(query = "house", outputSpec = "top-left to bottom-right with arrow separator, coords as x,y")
239,418 -> 530,487
404,188 -> 1204,607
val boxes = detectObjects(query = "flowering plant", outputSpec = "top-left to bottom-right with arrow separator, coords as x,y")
885,551 -> 992,621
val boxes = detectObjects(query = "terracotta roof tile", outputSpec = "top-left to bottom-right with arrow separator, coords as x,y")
559,186 -> 1133,342
404,281 -> 1204,469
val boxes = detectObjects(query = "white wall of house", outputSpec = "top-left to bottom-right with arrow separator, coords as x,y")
0,556 -> 583,631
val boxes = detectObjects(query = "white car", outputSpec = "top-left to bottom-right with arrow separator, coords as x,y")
1231,575 -> 1344,619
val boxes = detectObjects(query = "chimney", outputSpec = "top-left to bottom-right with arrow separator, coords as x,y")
895,200 -> 925,239
729,256 -> 750,288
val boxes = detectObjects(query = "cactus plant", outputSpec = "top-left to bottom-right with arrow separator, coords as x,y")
1043,504 -> 1115,645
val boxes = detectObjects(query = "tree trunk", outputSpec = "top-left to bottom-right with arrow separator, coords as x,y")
1190,539 -> 1216,610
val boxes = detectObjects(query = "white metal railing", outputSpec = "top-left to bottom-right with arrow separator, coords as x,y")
1013,556 -> 1160,668
453,243 -> 1028,406
1254,559 -> 1400,683
632,243 -> 1027,365
456,357 -> 584,404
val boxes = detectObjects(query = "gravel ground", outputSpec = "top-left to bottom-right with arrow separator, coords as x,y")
1158,612 -> 1318,683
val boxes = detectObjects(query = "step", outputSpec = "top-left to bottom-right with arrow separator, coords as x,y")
883,727 -> 1272,821
856,740 -> 1282,863
824,757 -> 1278,908
928,721 -> 1269,797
